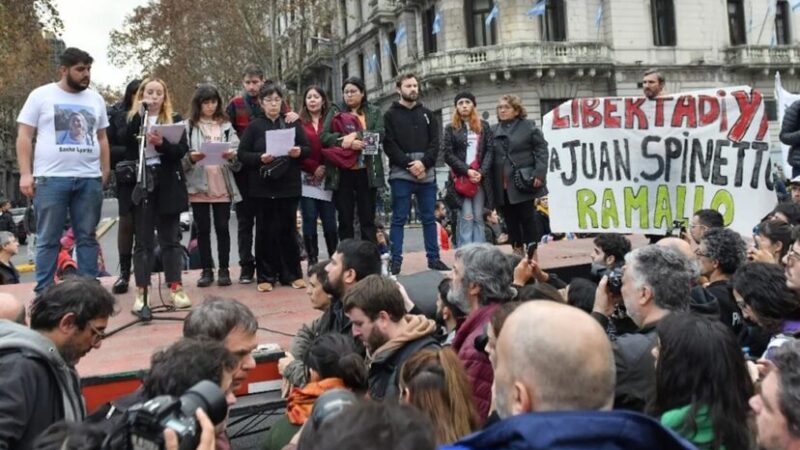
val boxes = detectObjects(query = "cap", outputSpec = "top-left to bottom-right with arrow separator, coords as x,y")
790,175 -> 800,185
454,91 -> 476,107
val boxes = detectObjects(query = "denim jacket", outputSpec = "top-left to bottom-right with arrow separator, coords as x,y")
181,120 -> 243,203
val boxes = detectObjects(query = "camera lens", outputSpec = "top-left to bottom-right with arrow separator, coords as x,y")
179,380 -> 228,426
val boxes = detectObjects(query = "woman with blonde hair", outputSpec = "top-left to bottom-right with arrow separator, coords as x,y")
122,77 -> 190,312
443,91 -> 494,247
399,348 -> 480,445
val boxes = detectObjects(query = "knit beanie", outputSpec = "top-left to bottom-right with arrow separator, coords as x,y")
454,91 -> 476,106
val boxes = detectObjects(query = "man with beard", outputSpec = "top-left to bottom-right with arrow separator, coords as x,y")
343,274 -> 439,401
0,278 -> 115,449
322,239 -> 382,351
441,301 -> 695,450
449,243 -> 515,422
592,245 -> 692,412
16,48 -> 110,295
749,340 -> 800,450
383,73 -> 450,275
642,69 -> 666,100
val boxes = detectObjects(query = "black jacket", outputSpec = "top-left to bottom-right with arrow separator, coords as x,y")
106,102 -> 129,168
611,322 -> 659,412
705,280 -> 743,333
119,113 -> 189,216
237,114 -> 310,199
491,118 -> 549,206
383,102 -> 439,171
780,99 -> 800,167
0,261 -> 19,284
443,121 -> 494,209
368,334 -> 440,401
0,212 -> 13,233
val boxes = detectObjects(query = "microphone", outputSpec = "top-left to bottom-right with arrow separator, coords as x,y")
140,101 -> 150,117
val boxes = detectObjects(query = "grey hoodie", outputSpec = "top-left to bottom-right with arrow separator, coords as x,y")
0,320 -> 86,422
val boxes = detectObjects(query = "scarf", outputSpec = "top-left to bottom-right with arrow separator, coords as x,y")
285,377 -> 346,425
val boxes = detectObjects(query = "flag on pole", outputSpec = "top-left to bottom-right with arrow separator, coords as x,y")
394,24 -> 407,44
432,12 -> 442,34
527,0 -> 546,17
792,0 -> 800,11
486,4 -> 499,25
595,1 -> 604,30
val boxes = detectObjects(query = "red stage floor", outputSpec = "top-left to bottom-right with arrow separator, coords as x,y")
0,237 -> 646,411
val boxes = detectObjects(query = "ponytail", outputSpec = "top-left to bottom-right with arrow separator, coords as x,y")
337,353 -> 368,393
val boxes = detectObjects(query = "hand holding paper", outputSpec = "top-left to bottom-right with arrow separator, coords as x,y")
265,128 -> 295,157
197,142 -> 230,166
146,122 -> 186,157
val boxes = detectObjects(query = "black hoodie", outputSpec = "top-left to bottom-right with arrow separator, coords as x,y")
383,101 -> 439,180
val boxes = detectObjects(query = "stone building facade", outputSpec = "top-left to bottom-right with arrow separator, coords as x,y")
280,0 -> 800,163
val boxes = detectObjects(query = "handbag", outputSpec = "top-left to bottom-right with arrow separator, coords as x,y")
500,134 -> 539,194
321,112 -> 363,169
114,160 -> 137,185
260,156 -> 290,180
452,160 -> 481,198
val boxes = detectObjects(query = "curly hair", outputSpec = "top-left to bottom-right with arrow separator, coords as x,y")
731,262 -> 800,334
593,233 -> 632,264
497,94 -> 527,119
700,228 -> 746,275
624,245 -> 692,311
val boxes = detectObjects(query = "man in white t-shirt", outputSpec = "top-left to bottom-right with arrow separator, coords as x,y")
16,47 -> 110,294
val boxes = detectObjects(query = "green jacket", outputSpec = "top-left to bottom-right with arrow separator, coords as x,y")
320,102 -> 385,191
661,405 -> 721,450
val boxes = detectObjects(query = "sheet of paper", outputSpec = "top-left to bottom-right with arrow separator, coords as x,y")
145,122 -> 186,158
301,174 -> 333,202
265,128 -> 295,157
197,142 -> 232,166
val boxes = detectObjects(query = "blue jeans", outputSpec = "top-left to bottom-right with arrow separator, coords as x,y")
300,197 -> 337,239
390,179 -> 439,264
457,187 -> 486,247
34,176 -> 103,293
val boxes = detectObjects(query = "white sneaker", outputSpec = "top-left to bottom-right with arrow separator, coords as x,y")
132,290 -> 145,313
170,285 -> 191,309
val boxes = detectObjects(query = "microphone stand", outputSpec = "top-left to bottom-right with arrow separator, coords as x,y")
106,107 -> 186,337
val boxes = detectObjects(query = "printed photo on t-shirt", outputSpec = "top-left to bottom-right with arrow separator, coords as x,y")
54,104 -> 96,146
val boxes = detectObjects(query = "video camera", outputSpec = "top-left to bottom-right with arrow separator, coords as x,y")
110,380 -> 228,450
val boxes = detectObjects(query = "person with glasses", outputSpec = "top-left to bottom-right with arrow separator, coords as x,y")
0,278 -> 116,450
749,219 -> 793,265
732,262 -> 800,361
320,77 -> 385,245
0,231 -> 20,284
237,84 -> 310,293
489,95 -> 548,257
695,228 -> 747,333
685,209 -> 724,245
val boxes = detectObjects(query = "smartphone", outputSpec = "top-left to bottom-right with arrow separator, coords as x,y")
526,242 -> 538,262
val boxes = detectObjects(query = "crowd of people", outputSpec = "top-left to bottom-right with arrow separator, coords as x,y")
5,47 -> 800,450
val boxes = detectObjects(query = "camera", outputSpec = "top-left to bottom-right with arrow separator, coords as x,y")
667,220 -> 686,237
123,380 -> 228,450
606,266 -> 623,295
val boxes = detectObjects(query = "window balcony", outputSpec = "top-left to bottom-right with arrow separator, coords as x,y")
724,45 -> 800,68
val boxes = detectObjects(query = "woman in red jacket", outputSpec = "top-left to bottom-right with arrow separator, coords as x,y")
299,86 -> 338,265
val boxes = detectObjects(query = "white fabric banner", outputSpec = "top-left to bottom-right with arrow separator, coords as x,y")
542,86 -> 777,235
775,72 -> 800,177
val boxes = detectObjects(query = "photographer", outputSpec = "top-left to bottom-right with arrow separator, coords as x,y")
86,338 -> 237,449
592,245 -> 693,412
589,234 -> 636,337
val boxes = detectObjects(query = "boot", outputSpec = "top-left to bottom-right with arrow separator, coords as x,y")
217,268 -> 232,286
197,268 -> 214,288
112,254 -> 132,294
304,235 -> 319,266
324,232 -> 339,259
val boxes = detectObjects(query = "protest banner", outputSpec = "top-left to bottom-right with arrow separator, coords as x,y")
542,86 -> 777,235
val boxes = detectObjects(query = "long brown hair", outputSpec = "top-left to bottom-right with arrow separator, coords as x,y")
127,77 -> 175,124
451,106 -> 481,134
399,348 -> 479,445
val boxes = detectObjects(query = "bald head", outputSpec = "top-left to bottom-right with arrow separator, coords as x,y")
0,293 -> 25,325
494,301 -> 614,417
656,237 -> 693,260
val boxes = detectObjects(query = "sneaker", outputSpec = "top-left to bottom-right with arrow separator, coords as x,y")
257,282 -> 274,292
218,268 -> 232,286
170,284 -> 191,309
428,260 -> 451,271
291,278 -> 306,289
390,260 -> 402,276
132,289 -> 145,313
239,266 -> 255,284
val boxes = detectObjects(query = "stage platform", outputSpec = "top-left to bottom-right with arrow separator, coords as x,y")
0,236 -> 647,413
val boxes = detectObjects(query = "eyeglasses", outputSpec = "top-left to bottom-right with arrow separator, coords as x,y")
343,90 -> 361,96
496,105 -> 512,110
786,247 -> 800,264
262,98 -> 282,104
694,248 -> 710,258
88,322 -> 106,344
